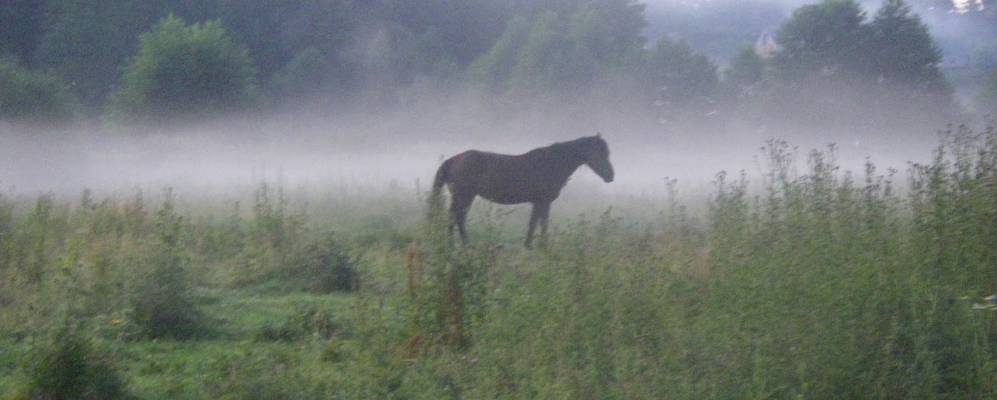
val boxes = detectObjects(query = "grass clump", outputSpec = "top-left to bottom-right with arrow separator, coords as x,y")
13,322 -> 128,400
257,302 -> 339,342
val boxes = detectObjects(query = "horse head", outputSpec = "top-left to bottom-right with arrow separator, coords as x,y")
583,134 -> 614,183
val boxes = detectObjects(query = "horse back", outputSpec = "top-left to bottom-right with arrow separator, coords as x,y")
445,150 -> 564,204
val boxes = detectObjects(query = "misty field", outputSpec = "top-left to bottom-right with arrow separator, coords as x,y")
0,128 -> 993,399
3,0 -> 997,398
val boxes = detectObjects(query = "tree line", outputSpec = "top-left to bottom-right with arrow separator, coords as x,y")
0,0 -> 994,126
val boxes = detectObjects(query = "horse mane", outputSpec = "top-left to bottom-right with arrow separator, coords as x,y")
532,136 -> 600,161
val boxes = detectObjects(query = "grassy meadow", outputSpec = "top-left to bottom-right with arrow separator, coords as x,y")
1,128 -> 996,399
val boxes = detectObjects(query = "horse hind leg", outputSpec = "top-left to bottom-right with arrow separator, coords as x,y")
538,202 -> 551,246
526,202 -> 551,249
525,202 -> 547,249
450,192 -> 474,245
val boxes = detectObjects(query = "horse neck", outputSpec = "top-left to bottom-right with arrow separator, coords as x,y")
546,142 -> 588,177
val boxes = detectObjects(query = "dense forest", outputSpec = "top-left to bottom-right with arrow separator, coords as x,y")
1,0 -> 995,130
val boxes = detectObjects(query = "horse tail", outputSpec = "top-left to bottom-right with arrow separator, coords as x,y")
428,157 -> 452,220
432,157 -> 452,196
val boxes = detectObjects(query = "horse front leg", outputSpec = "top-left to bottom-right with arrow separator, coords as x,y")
526,202 -> 551,249
538,202 -> 551,245
525,203 -> 541,249
526,202 -> 550,248
456,211 -> 470,245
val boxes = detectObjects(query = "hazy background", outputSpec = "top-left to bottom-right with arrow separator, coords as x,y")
1,0 -> 995,196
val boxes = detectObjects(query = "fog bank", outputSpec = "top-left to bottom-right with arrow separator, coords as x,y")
1,90 -> 945,198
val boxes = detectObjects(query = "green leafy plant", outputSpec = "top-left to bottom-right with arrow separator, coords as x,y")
129,192 -> 204,339
15,322 -> 128,400
109,15 -> 258,123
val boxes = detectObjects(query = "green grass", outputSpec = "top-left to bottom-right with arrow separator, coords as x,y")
120,288 -> 355,399
1,128 -> 995,399
0,340 -> 23,393
0,288 -> 355,399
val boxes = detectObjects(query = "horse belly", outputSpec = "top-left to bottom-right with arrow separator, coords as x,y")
478,185 -> 531,205
470,170 -> 529,204
455,152 -> 556,205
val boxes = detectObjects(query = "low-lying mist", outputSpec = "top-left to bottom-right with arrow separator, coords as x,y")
0,84 -> 953,200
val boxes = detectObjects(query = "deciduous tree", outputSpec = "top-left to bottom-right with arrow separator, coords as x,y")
109,16 -> 258,123
867,0 -> 947,93
643,36 -> 719,104
0,58 -> 78,123
773,0 -> 868,81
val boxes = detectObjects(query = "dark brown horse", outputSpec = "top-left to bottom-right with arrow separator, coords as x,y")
432,135 -> 614,248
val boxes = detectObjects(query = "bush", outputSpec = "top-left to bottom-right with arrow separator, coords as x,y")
16,322 -> 128,400
0,59 -> 78,123
228,181 -> 306,288
292,233 -> 359,293
129,194 -> 204,339
109,15 -> 258,123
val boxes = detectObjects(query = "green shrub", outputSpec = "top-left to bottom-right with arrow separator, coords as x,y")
16,322 -> 128,400
404,210 -> 500,349
109,15 -> 258,123
129,193 -> 204,339
0,58 -> 77,123
228,181 -> 306,288
292,233 -> 359,293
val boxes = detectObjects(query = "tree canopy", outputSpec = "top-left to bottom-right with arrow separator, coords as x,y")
0,58 -> 78,123
0,0 -> 988,124
723,47 -> 765,98
109,16 -> 258,123
867,0 -> 946,92
34,1 -> 159,108
0,0 -> 45,64
773,0 -> 947,93
643,37 -> 719,104
469,1 -> 646,95
774,0 -> 869,81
